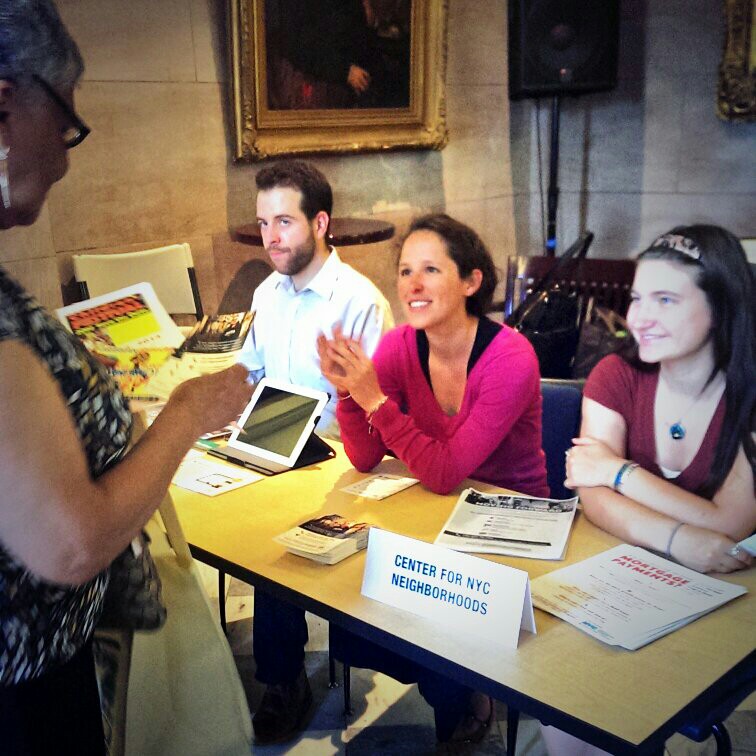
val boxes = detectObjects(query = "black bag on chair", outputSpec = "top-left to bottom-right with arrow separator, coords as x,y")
507,232 -> 593,379
515,288 -> 581,379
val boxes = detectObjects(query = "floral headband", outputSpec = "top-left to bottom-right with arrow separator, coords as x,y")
644,233 -> 701,261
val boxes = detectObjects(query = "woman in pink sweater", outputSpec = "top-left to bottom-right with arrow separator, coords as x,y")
319,213 -> 548,498
318,213 -> 547,743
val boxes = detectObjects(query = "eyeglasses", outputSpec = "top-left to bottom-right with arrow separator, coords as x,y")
32,74 -> 91,149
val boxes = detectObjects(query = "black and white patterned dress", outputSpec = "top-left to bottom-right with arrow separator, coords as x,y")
0,266 -> 132,686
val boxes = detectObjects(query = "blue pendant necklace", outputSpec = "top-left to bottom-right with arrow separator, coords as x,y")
666,392 -> 704,441
669,421 -> 686,440
663,374 -> 724,441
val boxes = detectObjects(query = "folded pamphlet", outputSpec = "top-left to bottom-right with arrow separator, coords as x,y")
176,311 -> 255,356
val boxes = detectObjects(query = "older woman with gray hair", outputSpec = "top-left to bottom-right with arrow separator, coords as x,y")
0,2 -> 252,753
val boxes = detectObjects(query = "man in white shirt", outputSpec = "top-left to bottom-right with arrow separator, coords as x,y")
239,160 -> 392,438
238,160 -> 393,743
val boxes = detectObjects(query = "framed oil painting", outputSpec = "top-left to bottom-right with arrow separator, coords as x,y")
229,0 -> 449,160
718,0 -> 755,121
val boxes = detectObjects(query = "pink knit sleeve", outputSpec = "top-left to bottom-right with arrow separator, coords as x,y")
368,333 -> 541,494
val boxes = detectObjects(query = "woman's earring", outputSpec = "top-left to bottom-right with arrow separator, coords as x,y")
0,144 -> 10,209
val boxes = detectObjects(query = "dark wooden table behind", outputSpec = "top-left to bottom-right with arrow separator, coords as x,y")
233,217 -> 396,247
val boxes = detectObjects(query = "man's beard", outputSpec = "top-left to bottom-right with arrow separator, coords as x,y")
268,233 -> 316,277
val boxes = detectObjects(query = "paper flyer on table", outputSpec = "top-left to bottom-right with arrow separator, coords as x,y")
435,488 -> 578,560
340,474 -> 419,500
531,545 -> 747,650
172,450 -> 262,496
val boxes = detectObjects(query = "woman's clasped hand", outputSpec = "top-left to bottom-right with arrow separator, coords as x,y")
317,325 -> 385,412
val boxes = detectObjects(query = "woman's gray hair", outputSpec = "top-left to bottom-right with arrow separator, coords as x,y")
0,0 -> 83,93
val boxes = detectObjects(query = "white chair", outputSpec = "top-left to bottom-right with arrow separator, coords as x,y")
73,243 -> 203,319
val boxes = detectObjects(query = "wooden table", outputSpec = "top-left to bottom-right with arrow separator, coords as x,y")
233,217 -> 396,247
171,447 -> 755,755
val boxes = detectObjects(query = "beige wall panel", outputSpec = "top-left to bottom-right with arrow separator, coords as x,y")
0,205 -> 55,264
442,84 -> 512,204
191,0 -> 227,83
639,193 -> 756,244
47,81 -> 229,252
447,0 -> 507,85
338,207 -> 417,326
4,257 -> 62,310
58,0 -> 197,83
445,195 -> 517,303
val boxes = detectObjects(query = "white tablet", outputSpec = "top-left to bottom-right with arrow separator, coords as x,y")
220,379 -> 329,474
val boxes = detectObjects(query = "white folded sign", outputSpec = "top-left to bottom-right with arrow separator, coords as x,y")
361,528 -> 536,648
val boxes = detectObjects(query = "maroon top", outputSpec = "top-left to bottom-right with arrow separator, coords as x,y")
338,323 -> 549,497
584,355 -> 725,494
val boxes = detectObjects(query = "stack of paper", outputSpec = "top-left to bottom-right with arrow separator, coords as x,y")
274,514 -> 372,565
531,545 -> 747,650
435,488 -> 578,560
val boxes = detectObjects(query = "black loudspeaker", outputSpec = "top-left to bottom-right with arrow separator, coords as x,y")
509,0 -> 620,99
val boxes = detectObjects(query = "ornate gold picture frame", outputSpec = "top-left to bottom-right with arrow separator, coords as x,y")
718,0 -> 755,121
229,0 -> 448,161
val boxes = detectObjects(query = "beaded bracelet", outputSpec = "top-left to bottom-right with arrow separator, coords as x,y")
613,461 -> 639,492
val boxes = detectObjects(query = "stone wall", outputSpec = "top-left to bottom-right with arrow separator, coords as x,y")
1,0 -> 753,316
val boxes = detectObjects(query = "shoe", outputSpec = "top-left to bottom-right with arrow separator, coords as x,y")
448,694 -> 493,744
253,668 -> 313,744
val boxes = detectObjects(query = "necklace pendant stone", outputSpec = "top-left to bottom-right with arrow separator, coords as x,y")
670,423 -> 686,440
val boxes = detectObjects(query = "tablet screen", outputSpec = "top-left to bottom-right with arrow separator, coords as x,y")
235,385 -> 321,458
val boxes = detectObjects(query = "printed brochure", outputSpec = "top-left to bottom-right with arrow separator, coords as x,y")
531,544 -> 747,650
435,488 -> 578,560
56,282 -> 184,350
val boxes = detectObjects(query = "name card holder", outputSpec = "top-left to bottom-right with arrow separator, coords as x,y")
361,529 -> 536,649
